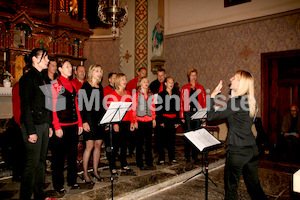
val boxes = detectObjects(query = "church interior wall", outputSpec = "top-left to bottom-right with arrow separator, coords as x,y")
164,0 -> 300,35
83,38 -> 120,86
164,10 -> 300,119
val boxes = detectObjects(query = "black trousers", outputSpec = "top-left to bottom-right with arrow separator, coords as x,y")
20,123 -> 49,200
184,111 -> 201,160
157,117 -> 177,162
128,129 -> 137,156
225,145 -> 267,200
105,121 -> 130,170
51,125 -> 78,190
136,121 -> 153,167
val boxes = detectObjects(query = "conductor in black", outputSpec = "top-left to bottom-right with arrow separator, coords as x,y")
207,70 -> 267,200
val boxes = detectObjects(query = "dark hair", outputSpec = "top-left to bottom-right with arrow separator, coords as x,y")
157,68 -> 165,73
49,58 -> 56,63
138,67 -> 147,72
76,65 -> 85,71
24,48 -> 48,67
108,72 -> 117,79
58,60 -> 71,68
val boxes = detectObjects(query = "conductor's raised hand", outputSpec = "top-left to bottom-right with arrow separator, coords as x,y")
211,80 -> 223,98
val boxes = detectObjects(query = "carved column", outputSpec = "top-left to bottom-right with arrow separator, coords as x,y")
82,0 -> 87,21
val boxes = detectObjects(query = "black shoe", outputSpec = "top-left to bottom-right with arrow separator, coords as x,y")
111,169 -> 118,176
83,178 -> 95,185
81,174 -> 95,185
70,183 -> 81,189
122,166 -> 133,172
91,173 -> 104,182
56,188 -> 66,194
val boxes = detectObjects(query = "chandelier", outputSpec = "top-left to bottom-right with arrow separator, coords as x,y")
98,0 -> 128,39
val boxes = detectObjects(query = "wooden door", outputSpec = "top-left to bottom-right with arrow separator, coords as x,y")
261,50 -> 300,147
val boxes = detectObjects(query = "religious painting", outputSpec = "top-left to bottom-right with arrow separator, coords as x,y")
34,33 -> 52,50
13,23 -> 31,48
224,0 -> 251,7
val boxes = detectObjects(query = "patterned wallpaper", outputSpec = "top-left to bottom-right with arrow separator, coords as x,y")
83,38 -> 119,87
165,12 -> 300,115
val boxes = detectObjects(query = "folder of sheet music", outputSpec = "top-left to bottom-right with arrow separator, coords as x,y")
184,128 -> 221,152
190,108 -> 208,120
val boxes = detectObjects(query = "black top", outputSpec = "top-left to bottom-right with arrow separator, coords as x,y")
19,67 -> 50,135
156,90 -> 181,124
149,79 -> 164,94
80,82 -> 105,133
190,88 -> 198,111
56,80 -> 78,123
207,96 -> 256,146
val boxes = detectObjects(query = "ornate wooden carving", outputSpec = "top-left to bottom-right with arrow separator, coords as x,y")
0,1 -> 92,83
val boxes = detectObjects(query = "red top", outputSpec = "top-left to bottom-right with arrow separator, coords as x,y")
71,78 -> 86,94
52,76 -> 83,130
180,82 -> 206,118
103,85 -> 115,97
132,91 -> 156,123
106,90 -> 134,123
126,76 -> 139,96
12,82 -> 21,126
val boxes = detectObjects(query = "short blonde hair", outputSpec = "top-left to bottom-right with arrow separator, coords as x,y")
234,70 -> 256,118
87,64 -> 103,84
187,68 -> 197,81
114,73 -> 126,90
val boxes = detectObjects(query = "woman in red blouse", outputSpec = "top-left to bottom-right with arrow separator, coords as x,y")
106,73 -> 135,175
132,77 -> 156,170
51,60 -> 83,193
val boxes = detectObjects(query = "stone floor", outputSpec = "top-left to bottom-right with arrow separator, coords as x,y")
141,155 -> 300,200
0,134 -> 299,200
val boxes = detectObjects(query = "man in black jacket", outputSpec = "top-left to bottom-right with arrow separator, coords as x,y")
19,48 -> 51,200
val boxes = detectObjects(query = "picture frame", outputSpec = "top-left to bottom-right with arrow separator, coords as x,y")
224,0 -> 251,7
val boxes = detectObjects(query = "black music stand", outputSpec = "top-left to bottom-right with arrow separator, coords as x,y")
99,102 -> 132,200
183,128 -> 221,200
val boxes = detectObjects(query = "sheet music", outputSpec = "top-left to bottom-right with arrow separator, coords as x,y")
191,108 -> 208,120
100,102 -> 132,124
184,128 -> 221,152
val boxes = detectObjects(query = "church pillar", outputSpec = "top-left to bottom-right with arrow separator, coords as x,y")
134,0 -> 148,76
